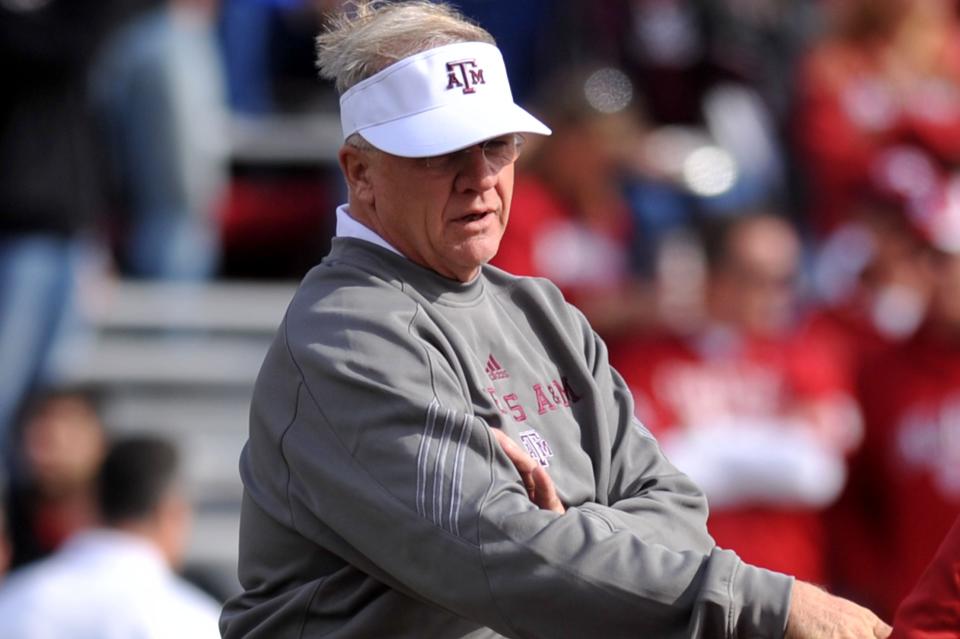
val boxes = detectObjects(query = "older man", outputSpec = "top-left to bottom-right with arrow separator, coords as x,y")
220,2 -> 890,638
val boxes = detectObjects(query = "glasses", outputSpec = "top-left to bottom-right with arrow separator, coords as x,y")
420,133 -> 525,174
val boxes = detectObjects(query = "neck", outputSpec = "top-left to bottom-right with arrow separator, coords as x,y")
345,199 -> 479,283
109,518 -> 177,568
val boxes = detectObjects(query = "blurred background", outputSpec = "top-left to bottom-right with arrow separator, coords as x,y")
2,0 -> 959,626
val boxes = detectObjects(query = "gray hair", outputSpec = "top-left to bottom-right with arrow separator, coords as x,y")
316,1 -> 495,95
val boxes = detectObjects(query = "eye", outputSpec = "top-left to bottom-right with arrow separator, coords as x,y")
422,151 -> 459,170
482,139 -> 514,160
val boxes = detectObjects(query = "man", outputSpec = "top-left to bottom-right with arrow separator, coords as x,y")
848,210 -> 960,618
613,213 -> 860,584
221,2 -> 890,637
0,0 -> 120,453
0,437 -> 221,637
92,0 -> 228,279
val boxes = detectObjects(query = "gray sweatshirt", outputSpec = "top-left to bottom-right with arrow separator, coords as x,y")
220,238 -> 793,638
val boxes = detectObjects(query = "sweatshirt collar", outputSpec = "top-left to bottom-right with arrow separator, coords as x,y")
328,237 -> 486,305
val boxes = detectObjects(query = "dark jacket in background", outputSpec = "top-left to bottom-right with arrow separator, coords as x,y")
0,0 -> 129,236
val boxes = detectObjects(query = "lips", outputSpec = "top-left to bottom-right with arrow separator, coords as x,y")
455,211 -> 493,223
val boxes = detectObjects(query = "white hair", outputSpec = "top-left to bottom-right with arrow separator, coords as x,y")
316,1 -> 495,95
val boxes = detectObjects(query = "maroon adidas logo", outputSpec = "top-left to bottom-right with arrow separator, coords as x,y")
485,354 -> 510,381
445,59 -> 485,94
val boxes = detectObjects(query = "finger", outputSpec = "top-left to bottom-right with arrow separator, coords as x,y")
531,465 -> 565,514
491,428 -> 539,499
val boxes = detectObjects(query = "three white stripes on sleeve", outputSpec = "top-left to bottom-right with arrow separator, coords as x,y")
416,399 -> 472,536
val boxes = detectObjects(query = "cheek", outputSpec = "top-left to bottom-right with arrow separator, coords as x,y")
499,192 -> 513,227
498,167 -> 515,217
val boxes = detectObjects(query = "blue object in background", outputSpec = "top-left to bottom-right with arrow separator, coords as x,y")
448,0 -> 553,103
219,0 -> 278,115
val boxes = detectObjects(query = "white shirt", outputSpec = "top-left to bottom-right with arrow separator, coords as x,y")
335,204 -> 404,257
0,529 -> 221,639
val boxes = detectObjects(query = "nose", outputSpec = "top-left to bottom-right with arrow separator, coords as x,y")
454,146 -> 499,193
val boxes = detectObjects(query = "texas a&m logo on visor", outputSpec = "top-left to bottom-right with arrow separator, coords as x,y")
446,59 -> 485,94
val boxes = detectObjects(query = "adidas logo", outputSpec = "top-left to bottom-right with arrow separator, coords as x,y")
485,354 -> 510,381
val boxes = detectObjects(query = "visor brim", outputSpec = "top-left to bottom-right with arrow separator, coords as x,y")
357,102 -> 551,158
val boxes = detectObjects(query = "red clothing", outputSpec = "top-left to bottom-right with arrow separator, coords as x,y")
613,329 -> 852,582
794,44 -> 960,236
851,328 -> 960,618
892,515 -> 960,639
802,303 -> 907,603
493,174 -> 631,300
800,304 -> 897,395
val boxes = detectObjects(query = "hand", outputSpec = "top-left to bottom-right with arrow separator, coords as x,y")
491,428 -> 565,514
785,581 -> 892,639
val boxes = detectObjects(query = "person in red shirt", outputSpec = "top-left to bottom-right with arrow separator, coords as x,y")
492,68 -> 655,342
614,213 -> 861,583
891,514 -> 960,639
803,187 -> 934,393
803,160 -> 938,606
794,0 -> 960,236
848,233 -> 960,618
4,387 -> 106,571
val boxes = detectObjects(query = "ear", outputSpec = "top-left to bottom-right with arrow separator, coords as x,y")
339,145 -> 376,206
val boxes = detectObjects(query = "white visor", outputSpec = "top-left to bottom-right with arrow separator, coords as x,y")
340,41 -> 551,158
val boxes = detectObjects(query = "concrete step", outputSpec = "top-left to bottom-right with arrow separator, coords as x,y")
87,280 -> 296,335
72,334 -> 271,388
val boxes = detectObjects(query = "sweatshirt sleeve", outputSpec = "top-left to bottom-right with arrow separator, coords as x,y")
574,313 -> 720,552
241,285 -> 792,639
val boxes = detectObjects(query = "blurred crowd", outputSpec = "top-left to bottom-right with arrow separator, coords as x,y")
2,0 -> 960,632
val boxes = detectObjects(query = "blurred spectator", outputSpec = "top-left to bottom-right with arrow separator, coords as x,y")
5,387 -> 106,570
492,67 -> 656,341
93,0 -> 229,280
588,0 -> 708,125
802,172 -> 938,602
0,436 -> 221,637
585,0 -> 814,128
890,514 -> 960,639
0,0 -> 121,453
845,209 -> 960,618
805,161 -> 937,393
570,1 -> 795,263
699,0 -> 820,119
794,0 -> 960,236
612,213 -> 861,583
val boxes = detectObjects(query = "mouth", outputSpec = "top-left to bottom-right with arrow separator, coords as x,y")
455,211 -> 494,224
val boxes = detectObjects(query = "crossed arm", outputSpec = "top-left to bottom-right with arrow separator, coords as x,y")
266,283 -> 891,638
492,428 -> 891,639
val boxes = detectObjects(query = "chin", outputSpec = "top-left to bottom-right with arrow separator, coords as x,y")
452,227 -> 499,255
479,244 -> 501,265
